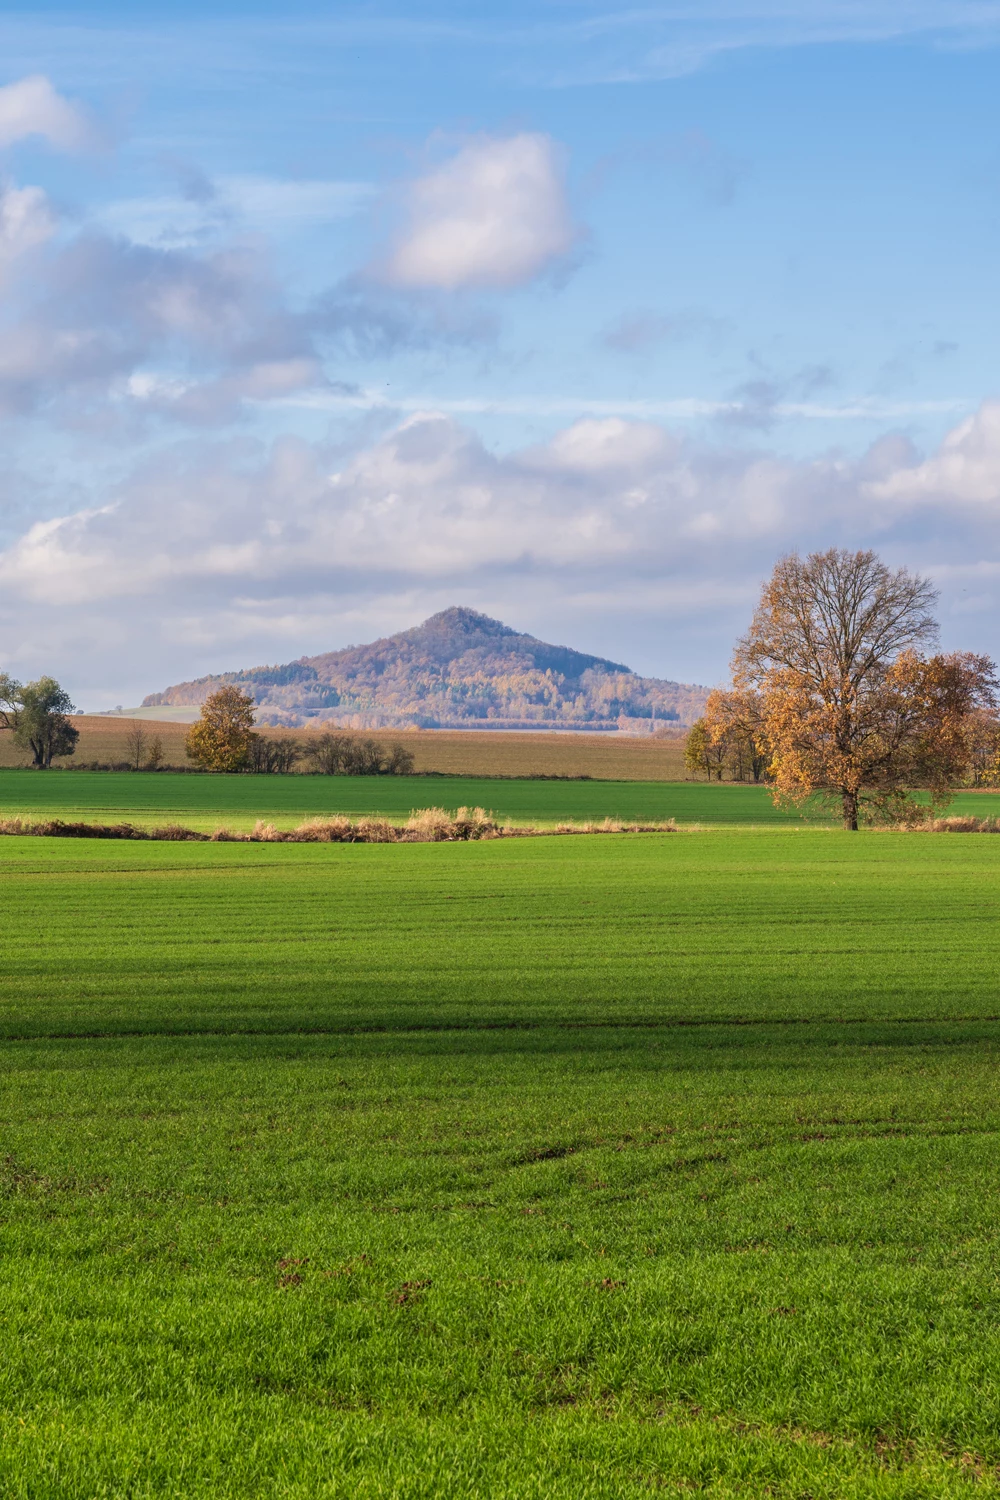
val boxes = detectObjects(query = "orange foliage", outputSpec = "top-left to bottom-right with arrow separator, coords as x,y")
185,687 -> 258,772
733,549 -> 998,827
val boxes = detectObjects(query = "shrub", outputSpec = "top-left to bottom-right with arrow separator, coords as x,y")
124,724 -> 165,771
406,806 -> 498,841
308,734 -> 414,776
0,812 -> 677,843
907,816 -> 1000,833
382,742 -> 416,776
245,736 -> 301,774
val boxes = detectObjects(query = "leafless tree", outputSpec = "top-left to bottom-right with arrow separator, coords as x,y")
125,723 -> 149,771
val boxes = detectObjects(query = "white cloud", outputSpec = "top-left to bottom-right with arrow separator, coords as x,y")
380,133 -> 578,290
0,183 -> 55,273
865,399 -> 1000,505
527,417 -> 676,474
0,412 -> 797,607
273,387 -> 969,423
124,357 -> 324,423
0,228 -> 321,416
3,402 -> 1000,697
0,75 -> 94,152
0,412 -> 902,610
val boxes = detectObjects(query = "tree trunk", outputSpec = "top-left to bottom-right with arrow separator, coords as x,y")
842,790 -> 859,831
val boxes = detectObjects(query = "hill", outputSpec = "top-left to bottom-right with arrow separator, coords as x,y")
143,607 -> 708,729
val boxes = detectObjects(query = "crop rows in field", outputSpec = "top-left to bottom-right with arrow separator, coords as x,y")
4,828 -> 1000,1495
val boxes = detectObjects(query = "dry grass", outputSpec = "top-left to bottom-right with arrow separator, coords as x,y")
903,816 -> 1000,833
0,809 -> 679,843
0,717 -> 688,781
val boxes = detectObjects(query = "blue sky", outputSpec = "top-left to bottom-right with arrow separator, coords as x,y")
1,2 -> 1000,703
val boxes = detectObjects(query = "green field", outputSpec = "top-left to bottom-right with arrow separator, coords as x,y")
4,825 -> 1000,1496
2,766 -> 1000,831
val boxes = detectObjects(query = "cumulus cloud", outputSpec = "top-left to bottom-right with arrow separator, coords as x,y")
0,184 -> 56,276
0,158 -> 489,421
3,401 -> 1000,697
125,358 -> 327,424
379,133 -> 579,290
527,417 -> 677,475
0,224 -> 321,417
864,400 -> 1000,505
0,413 -> 818,610
0,75 -> 95,152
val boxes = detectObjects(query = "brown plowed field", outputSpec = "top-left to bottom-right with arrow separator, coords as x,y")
0,716 -> 688,781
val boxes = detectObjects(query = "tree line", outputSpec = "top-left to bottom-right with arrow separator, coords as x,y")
0,680 -> 415,775
5,552 -> 998,813
184,687 -> 414,775
684,549 -> 999,828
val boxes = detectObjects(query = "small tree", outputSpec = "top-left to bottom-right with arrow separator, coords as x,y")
382,742 -> 415,776
307,733 -> 415,775
703,688 -> 770,784
124,722 -> 164,771
246,735 -> 301,773
185,687 -> 258,772
309,732 -> 352,774
684,719 -> 726,781
966,709 -> 1000,787
0,674 -> 79,768
343,737 -> 387,775
125,722 -> 148,770
733,549 -> 998,827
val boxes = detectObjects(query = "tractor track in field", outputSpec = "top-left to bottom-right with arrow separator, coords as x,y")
4,1013 -> 1000,1044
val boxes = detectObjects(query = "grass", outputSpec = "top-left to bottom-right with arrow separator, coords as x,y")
4,829 -> 1000,1495
3,765 -> 1000,833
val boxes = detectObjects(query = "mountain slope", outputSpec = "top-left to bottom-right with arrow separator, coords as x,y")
144,607 -> 708,729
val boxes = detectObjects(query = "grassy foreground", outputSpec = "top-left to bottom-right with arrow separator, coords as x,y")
3,830 -> 1000,1496
3,766 -> 1000,831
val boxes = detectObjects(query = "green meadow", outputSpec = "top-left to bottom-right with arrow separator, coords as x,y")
1,765 -> 1000,830
4,816 -> 1000,1495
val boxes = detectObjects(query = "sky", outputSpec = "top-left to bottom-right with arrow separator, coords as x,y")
1,2 -> 1000,705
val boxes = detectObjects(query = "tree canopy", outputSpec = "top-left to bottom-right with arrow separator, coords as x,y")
185,687 -> 258,772
702,688 -> 769,785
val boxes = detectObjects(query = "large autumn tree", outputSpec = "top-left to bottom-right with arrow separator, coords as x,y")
185,686 -> 258,772
729,548 -> 998,829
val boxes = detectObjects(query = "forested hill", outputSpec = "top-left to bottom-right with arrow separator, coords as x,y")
144,607 -> 708,729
